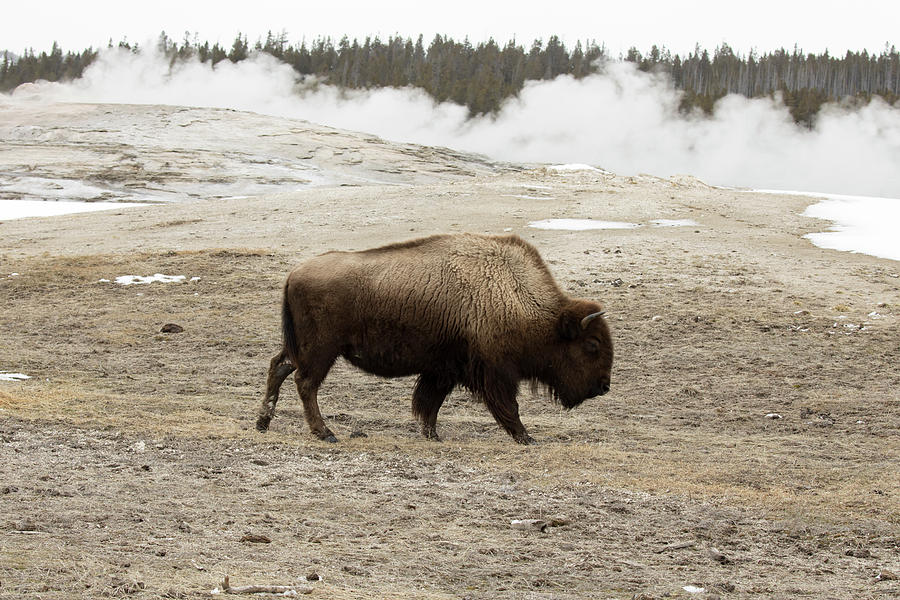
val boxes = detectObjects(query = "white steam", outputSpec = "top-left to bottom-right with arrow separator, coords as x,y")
8,47 -> 900,196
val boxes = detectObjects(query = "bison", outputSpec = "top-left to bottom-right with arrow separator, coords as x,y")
256,233 -> 612,444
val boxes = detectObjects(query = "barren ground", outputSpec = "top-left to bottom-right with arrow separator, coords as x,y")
1,103 -> 898,599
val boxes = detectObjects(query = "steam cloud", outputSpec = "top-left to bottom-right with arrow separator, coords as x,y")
8,47 -> 900,197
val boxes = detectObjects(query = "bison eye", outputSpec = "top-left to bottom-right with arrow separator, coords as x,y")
584,339 -> 600,354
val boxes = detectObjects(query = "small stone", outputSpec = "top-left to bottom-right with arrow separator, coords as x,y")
765,413 -> 783,419
240,534 -> 271,544
305,573 -> 320,582
656,541 -> 695,553
707,546 -> 730,563
349,431 -> 367,439
651,315 -> 663,321
160,323 -> 184,333
845,548 -> 871,558
876,569 -> 898,581
14,520 -> 37,532
713,581 -> 736,593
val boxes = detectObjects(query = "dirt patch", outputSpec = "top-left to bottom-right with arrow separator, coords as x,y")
1,104 -> 898,599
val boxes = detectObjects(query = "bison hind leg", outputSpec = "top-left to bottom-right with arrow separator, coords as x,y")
256,349 -> 296,432
412,373 -> 455,441
294,353 -> 339,442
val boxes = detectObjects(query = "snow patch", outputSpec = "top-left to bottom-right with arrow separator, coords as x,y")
683,585 -> 706,594
528,219 -> 640,231
0,372 -> 30,382
651,218 -> 698,227
114,274 -> 187,285
547,164 -> 603,172
0,199 -> 146,220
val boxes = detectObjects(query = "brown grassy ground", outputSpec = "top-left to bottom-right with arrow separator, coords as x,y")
1,105 -> 899,599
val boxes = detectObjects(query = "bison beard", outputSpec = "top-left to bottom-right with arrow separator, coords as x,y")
256,233 -> 612,444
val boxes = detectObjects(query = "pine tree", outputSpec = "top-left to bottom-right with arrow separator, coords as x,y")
3,34 -> 897,123
228,34 -> 248,62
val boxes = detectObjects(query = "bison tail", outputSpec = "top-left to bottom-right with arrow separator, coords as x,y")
281,283 -> 301,369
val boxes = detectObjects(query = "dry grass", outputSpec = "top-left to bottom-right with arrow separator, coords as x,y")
2,248 -> 898,599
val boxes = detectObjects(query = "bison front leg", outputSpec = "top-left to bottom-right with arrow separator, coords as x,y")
481,376 -> 535,445
256,349 -> 296,432
412,373 -> 455,441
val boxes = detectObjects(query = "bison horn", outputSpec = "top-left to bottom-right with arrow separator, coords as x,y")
581,311 -> 606,329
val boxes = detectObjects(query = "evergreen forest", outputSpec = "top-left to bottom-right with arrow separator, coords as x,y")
2,33 -> 898,127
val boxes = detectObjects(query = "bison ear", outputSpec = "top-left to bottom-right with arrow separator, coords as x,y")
557,312 -> 582,341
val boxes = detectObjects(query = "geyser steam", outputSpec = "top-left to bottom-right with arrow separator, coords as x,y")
7,47 -> 900,197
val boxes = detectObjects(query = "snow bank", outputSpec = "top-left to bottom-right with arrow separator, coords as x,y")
802,195 -> 900,262
756,190 -> 900,262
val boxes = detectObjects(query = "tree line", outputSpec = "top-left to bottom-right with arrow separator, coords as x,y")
2,33 -> 898,126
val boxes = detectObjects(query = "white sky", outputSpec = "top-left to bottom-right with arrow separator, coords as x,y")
2,1 -> 898,56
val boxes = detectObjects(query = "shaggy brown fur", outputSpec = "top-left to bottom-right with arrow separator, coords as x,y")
256,233 -> 612,444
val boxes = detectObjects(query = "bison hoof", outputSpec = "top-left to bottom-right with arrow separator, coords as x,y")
422,428 -> 441,442
514,433 -> 536,445
255,416 -> 271,432
316,432 -> 338,443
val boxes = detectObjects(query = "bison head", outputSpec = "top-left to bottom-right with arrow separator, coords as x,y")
548,299 -> 613,408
